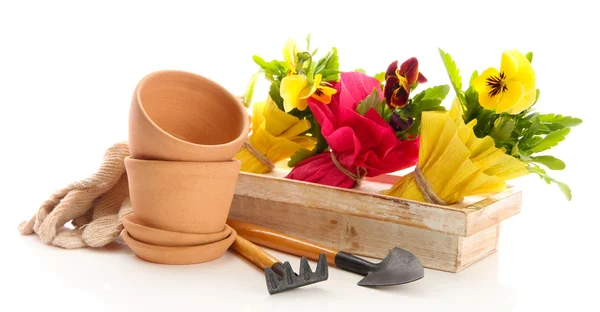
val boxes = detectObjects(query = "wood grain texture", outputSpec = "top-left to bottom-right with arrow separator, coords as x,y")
230,196 -> 501,272
235,171 -> 521,236
230,170 -> 518,272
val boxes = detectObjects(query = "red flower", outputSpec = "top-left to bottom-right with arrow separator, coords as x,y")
384,58 -> 427,108
286,72 -> 420,188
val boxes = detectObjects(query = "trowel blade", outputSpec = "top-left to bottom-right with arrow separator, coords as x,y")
356,248 -> 424,287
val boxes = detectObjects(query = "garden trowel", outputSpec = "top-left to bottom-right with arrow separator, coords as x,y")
228,219 -> 424,287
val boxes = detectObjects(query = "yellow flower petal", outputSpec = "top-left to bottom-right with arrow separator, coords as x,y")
311,86 -> 337,104
280,75 -> 310,112
301,74 -> 322,99
496,80 -> 524,113
283,39 -> 297,74
473,68 -> 501,110
501,51 -> 519,78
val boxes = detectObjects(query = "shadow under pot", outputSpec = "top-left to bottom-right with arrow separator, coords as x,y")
124,157 -> 241,234
129,70 -> 250,162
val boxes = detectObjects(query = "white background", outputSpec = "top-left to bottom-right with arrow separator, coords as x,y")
1,1 -> 599,311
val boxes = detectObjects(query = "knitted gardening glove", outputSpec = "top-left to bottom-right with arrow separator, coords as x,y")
18,142 -> 131,248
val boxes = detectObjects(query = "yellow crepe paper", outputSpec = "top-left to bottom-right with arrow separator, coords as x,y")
385,97 -> 529,204
234,98 -> 316,173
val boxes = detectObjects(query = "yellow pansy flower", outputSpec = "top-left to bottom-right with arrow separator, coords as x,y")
385,97 -> 529,204
280,73 -> 337,112
234,98 -> 317,173
472,50 -> 536,114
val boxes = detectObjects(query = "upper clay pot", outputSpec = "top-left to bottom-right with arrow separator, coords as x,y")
129,70 -> 250,161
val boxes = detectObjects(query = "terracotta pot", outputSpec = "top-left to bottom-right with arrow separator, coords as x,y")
124,157 -> 241,233
129,70 -> 250,162
122,213 -> 233,247
122,229 -> 237,265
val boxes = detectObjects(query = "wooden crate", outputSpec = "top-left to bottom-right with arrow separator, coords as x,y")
229,169 -> 521,273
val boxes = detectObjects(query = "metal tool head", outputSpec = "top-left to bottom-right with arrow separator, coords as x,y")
264,253 -> 329,295
357,247 -> 424,287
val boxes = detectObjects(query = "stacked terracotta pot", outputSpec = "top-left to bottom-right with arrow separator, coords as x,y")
122,70 -> 249,265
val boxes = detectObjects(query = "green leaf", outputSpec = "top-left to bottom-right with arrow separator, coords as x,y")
519,116 -> 540,149
374,72 -> 386,83
538,114 -> 583,128
268,81 -> 285,111
438,48 -> 463,98
405,85 -> 449,118
469,70 -> 479,84
414,84 -> 450,102
252,55 -> 279,74
288,112 -> 329,167
462,86 -> 481,123
529,128 -> 571,153
556,181 -> 572,201
288,148 -> 315,167
242,72 -> 260,108
354,68 -> 366,74
531,155 -> 566,170
306,33 -> 311,52
528,165 -> 572,200
490,115 -> 516,142
525,52 -> 533,63
314,47 -> 340,81
356,89 -> 383,116
311,48 -> 319,56
319,69 -> 341,81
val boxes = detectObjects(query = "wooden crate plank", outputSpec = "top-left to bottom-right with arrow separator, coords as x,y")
236,171 -> 521,236
464,189 -> 522,236
230,195 -> 462,272
236,172 -> 469,236
456,224 -> 500,271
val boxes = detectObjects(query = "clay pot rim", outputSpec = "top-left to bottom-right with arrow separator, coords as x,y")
122,228 -> 237,253
134,69 -> 250,149
124,156 -> 241,168
123,213 -> 233,241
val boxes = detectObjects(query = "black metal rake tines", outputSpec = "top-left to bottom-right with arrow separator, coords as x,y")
264,253 -> 329,295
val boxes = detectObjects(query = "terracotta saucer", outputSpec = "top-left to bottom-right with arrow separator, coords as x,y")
122,213 -> 233,247
122,229 -> 237,265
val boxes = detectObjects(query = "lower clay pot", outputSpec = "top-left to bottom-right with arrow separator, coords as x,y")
122,213 -> 232,247
124,157 -> 241,234
122,229 -> 237,265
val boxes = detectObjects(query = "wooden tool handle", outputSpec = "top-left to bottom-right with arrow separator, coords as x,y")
231,235 -> 279,269
227,219 -> 338,265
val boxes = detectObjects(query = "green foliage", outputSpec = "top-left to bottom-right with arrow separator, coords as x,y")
243,72 -> 260,108
252,55 -> 289,82
268,81 -> 285,111
287,111 -> 329,167
356,89 -> 384,116
438,48 -> 465,105
374,72 -> 386,83
528,164 -> 572,201
530,155 -> 566,170
314,47 -> 340,82
288,148 -> 315,167
529,128 -> 571,153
